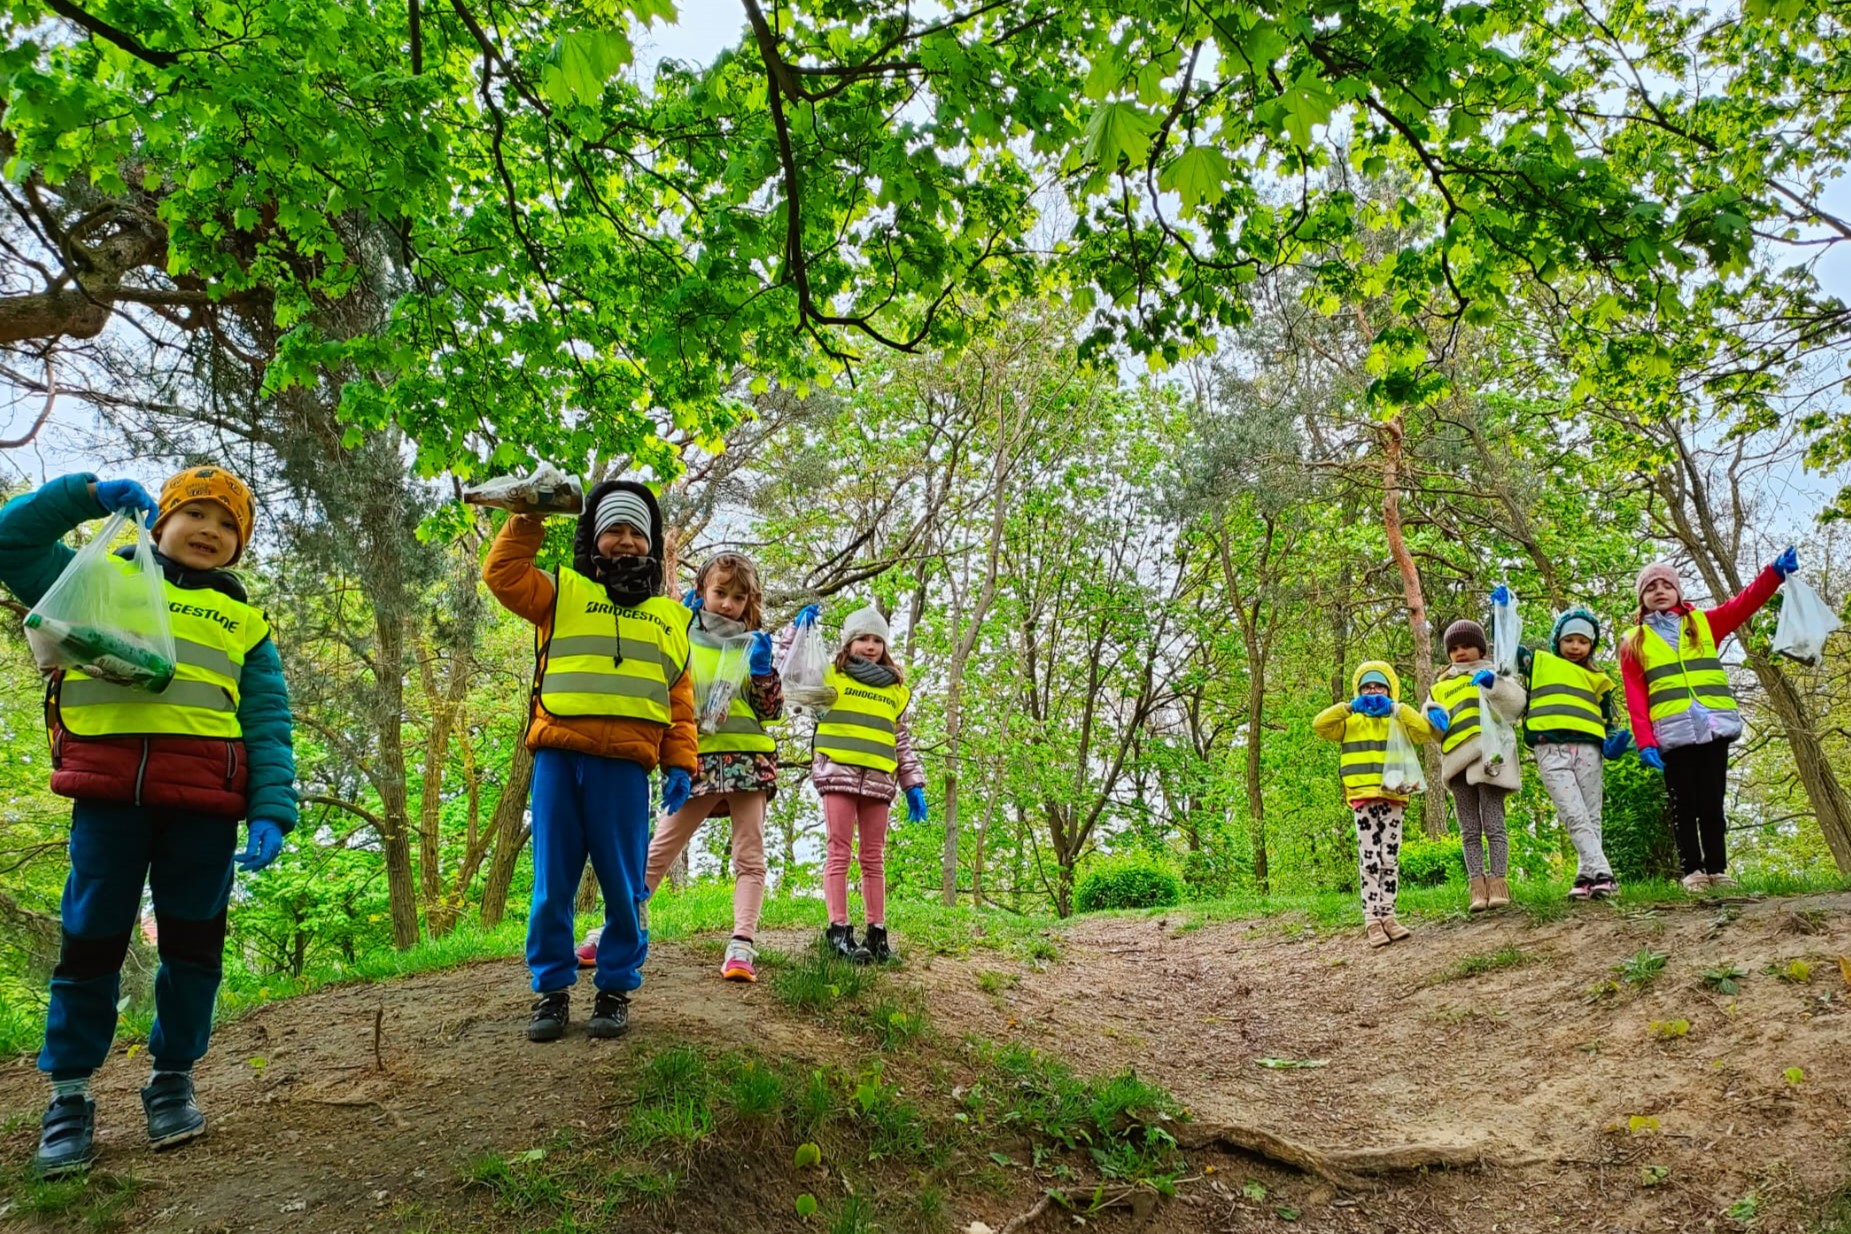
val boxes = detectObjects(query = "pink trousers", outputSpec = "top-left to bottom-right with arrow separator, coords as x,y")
644,791 -> 768,939
822,792 -> 890,925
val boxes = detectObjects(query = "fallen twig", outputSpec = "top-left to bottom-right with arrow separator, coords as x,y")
998,1193 -> 1052,1234
373,1005 -> 385,1072
1174,1121 -> 1547,1190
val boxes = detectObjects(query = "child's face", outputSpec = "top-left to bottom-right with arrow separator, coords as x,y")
157,500 -> 239,570
1641,577 -> 1680,612
701,573 -> 751,622
1448,643 -> 1483,665
596,522 -> 650,559
1360,682 -> 1390,697
1559,634 -> 1594,662
848,634 -> 886,661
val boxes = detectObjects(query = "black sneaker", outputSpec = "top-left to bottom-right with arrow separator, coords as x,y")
864,924 -> 896,965
32,1094 -> 95,1178
588,990 -> 630,1039
825,923 -> 871,965
142,1072 -> 206,1149
527,990 -> 570,1042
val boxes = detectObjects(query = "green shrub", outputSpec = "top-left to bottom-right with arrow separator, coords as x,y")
1074,857 -> 1182,913
1601,757 -> 1679,882
1398,835 -> 1465,887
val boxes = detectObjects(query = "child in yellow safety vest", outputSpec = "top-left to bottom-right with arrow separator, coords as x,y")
0,470 -> 296,1178
1515,602 -> 1634,901
1423,618 -> 1528,913
483,479 -> 698,1043
638,554 -> 783,983
1312,662 -> 1438,948
797,603 -> 927,965
1620,549 -> 1798,892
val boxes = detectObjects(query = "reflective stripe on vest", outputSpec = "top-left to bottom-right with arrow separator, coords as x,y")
58,572 -> 266,739
691,637 -> 775,754
814,665 -> 909,774
1629,612 -> 1737,723
537,571 -> 690,724
1431,674 -> 1482,754
1339,723 -> 1389,798
1523,651 -> 1611,739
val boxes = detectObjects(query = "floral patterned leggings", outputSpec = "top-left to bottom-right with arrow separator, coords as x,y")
1353,799 -> 1405,921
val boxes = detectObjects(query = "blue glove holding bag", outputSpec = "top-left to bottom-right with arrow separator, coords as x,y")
1772,545 -> 1799,579
1472,669 -> 1497,688
1490,584 -> 1512,606
793,603 -> 821,629
93,479 -> 157,525
748,630 -> 774,676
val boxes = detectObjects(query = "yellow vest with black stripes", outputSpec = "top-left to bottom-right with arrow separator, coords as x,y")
1430,673 -> 1485,755
538,569 -> 690,725
1627,612 -> 1737,724
1524,651 -> 1611,740
1340,714 -> 1392,800
814,666 -> 909,774
57,568 -> 267,739
691,635 -> 776,755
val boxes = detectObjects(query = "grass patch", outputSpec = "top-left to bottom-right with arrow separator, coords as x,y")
1431,945 -> 1537,984
859,994 -> 928,1049
771,944 -> 879,1012
1616,949 -> 1670,988
3,1169 -> 145,1231
976,969 -> 1021,996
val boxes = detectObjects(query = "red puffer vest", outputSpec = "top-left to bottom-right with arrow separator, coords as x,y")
47,675 -> 250,817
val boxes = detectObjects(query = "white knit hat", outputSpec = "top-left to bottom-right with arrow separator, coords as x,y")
595,490 -> 653,545
840,604 -> 891,650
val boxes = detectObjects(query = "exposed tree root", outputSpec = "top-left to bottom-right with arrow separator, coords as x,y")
1174,1121 -> 1541,1190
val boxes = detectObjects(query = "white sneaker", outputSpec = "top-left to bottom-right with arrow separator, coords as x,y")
720,939 -> 758,983
1681,871 -> 1712,893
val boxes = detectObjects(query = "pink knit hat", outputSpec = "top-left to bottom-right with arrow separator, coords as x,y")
1636,561 -> 1682,604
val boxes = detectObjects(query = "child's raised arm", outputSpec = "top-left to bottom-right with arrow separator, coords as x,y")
0,474 -> 106,607
481,513 -> 556,625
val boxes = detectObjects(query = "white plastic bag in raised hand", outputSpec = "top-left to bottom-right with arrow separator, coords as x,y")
24,513 -> 177,692
696,633 -> 754,734
1772,576 -> 1842,667
461,462 -> 584,514
1382,714 -> 1427,796
1490,589 -> 1521,675
779,620 -> 832,714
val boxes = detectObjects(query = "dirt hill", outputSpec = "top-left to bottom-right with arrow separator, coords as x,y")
4,892 -> 1850,1233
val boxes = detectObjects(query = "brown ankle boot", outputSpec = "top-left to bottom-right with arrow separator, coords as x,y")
1382,916 -> 1412,942
1486,876 -> 1511,908
1468,876 -> 1489,913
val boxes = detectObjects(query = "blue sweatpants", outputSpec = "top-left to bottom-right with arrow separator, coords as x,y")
527,748 -> 652,995
41,801 -> 237,1079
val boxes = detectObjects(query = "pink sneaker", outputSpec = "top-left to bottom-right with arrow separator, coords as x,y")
576,942 -> 597,968
720,940 -> 757,983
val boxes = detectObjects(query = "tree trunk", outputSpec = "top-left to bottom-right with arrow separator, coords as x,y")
373,607 -> 421,949
1381,414 -> 1445,838
1747,651 -> 1851,870
476,739 -> 536,929
1245,659 -> 1269,893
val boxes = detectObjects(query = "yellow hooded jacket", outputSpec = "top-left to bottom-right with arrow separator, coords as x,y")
1312,661 -> 1438,806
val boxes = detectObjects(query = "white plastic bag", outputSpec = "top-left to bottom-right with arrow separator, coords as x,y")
1772,576 -> 1841,667
779,620 -> 832,714
1381,714 -> 1427,795
1479,588 -> 1521,778
461,462 -> 584,514
24,513 -> 177,692
695,633 -> 753,734
1490,589 -> 1521,675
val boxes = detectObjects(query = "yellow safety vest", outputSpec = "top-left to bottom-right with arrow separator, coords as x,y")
537,570 -> 690,725
1340,714 -> 1391,800
1628,612 -> 1737,724
58,570 -> 267,739
1431,673 -> 1484,755
1524,651 -> 1611,740
691,636 -> 775,755
814,665 -> 909,774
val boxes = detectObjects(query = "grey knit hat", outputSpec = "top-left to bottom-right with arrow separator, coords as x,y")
840,604 -> 891,650
594,490 -> 653,546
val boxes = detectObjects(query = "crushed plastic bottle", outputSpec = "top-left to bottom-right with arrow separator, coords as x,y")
26,612 -> 177,692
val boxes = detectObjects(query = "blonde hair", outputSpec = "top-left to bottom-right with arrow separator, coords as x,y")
835,639 -> 905,685
694,553 -> 764,630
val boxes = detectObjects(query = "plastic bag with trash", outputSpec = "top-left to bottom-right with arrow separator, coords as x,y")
24,512 -> 177,693
461,462 -> 584,515
1771,576 -> 1842,668
1479,588 -> 1522,777
695,633 -> 754,735
1381,713 -> 1427,796
779,620 -> 833,714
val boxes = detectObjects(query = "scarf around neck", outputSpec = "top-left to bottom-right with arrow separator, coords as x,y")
844,655 -> 898,688
692,610 -> 750,646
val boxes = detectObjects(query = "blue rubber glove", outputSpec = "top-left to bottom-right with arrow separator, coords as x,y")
1772,545 -> 1799,579
1426,706 -> 1451,734
1491,584 -> 1512,606
1603,730 -> 1634,760
93,479 -> 157,525
236,819 -> 284,873
748,630 -> 774,675
1349,695 -> 1371,715
1640,747 -> 1665,772
1368,694 -> 1395,717
662,767 -> 692,815
905,786 -> 928,823
1472,669 -> 1497,688
681,588 -> 703,612
793,603 -> 821,629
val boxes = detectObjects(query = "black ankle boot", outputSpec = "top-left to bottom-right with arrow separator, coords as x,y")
526,989 -> 570,1042
864,924 -> 895,965
824,923 -> 871,965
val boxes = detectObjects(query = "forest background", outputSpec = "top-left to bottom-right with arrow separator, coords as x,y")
0,0 -> 1849,1054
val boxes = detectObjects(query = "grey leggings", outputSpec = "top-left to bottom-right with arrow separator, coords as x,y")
1449,774 -> 1510,878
